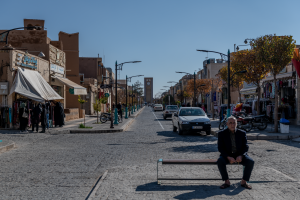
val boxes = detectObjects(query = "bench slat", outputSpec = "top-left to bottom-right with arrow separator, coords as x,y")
162,159 -> 239,165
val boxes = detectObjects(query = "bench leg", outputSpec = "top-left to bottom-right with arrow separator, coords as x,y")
157,159 -> 162,185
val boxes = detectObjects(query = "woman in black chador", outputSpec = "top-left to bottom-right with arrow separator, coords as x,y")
40,104 -> 47,133
19,102 -> 29,133
54,102 -> 65,127
32,103 -> 42,132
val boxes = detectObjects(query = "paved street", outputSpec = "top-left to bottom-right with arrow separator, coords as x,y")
1,107 -> 300,199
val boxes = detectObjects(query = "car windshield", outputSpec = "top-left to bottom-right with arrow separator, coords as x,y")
155,104 -> 162,107
179,108 -> 205,116
166,106 -> 178,110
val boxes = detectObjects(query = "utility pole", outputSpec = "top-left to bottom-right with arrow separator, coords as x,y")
194,72 -> 196,107
227,49 -> 231,117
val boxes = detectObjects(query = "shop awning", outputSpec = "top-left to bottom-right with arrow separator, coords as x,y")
52,76 -> 87,95
261,72 -> 294,82
9,67 -> 64,102
240,87 -> 257,95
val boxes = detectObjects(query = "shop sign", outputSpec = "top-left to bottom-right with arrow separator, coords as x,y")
50,64 -> 64,74
15,53 -> 37,69
104,93 -> 109,97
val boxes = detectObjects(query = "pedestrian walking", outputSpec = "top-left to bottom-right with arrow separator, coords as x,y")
117,102 -> 122,119
217,116 -> 254,189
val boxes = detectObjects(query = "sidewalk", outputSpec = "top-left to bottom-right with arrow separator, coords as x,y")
210,118 -> 300,140
0,106 -> 145,135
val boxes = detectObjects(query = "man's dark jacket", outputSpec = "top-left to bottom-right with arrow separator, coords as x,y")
218,128 -> 249,158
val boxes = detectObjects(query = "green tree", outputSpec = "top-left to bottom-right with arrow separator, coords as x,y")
253,34 -> 296,132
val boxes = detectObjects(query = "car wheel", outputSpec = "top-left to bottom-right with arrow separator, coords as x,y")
178,124 -> 183,135
173,124 -> 177,132
206,129 -> 211,135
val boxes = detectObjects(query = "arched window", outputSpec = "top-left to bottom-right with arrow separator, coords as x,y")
27,24 -> 34,30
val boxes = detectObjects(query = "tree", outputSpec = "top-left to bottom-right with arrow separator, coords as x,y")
133,80 -> 143,96
219,65 -> 244,104
186,79 -> 212,103
253,34 -> 296,132
231,50 -> 269,114
117,90 -> 126,104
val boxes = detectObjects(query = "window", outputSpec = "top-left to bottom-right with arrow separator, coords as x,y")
179,108 -> 205,116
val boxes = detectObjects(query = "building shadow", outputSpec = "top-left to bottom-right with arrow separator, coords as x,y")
136,182 -> 243,199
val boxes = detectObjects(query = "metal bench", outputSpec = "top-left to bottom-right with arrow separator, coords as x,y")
157,159 -> 243,184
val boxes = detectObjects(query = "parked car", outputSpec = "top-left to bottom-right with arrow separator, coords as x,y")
163,105 -> 178,119
172,107 -> 211,135
153,104 -> 163,111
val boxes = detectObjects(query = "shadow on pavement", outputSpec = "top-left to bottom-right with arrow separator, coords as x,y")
157,131 -> 216,143
136,182 -> 243,199
170,143 -> 218,153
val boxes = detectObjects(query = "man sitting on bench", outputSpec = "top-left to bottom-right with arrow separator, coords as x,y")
217,116 -> 254,189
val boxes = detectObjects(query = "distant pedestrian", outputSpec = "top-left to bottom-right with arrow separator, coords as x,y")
117,102 -> 122,119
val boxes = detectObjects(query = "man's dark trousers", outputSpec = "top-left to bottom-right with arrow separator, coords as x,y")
217,155 -> 254,181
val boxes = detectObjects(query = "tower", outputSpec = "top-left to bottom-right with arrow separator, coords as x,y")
144,77 -> 153,103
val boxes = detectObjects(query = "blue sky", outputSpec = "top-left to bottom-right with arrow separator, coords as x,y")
1,0 -> 300,96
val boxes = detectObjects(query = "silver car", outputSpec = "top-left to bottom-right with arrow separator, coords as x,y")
163,105 -> 178,119
172,107 -> 211,135
153,104 -> 163,111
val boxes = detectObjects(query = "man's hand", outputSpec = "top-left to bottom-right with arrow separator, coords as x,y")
236,156 -> 243,163
227,157 -> 236,164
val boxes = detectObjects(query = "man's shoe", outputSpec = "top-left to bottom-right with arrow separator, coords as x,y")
241,183 -> 252,189
220,183 -> 230,189
39,131 -> 45,133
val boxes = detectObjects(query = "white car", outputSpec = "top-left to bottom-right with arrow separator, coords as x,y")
172,107 -> 211,135
163,105 -> 178,119
153,104 -> 163,111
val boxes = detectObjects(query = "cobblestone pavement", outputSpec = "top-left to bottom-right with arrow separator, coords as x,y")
0,107 -> 300,199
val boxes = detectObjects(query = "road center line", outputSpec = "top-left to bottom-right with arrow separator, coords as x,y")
152,111 -> 164,130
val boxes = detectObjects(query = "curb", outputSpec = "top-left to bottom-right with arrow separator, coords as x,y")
122,107 -> 145,131
212,130 -> 300,140
0,142 -> 16,154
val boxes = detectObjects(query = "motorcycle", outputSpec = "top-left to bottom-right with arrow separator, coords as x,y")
219,111 -> 253,132
249,114 -> 269,130
235,115 -> 253,132
100,112 -> 122,123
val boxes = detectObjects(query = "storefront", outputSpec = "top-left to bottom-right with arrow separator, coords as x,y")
261,71 -> 297,122
0,50 -> 64,129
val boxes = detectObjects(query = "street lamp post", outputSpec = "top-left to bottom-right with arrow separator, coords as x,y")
227,50 -> 230,117
197,49 -> 230,116
125,75 -> 143,119
114,60 -> 141,124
